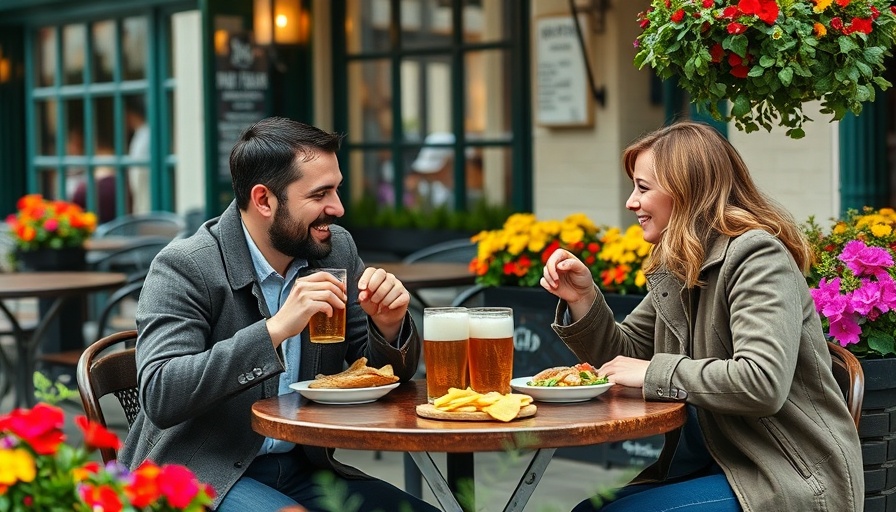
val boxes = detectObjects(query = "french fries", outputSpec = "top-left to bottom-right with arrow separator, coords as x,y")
432,387 -> 533,422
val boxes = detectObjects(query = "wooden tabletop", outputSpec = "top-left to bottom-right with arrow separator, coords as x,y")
370,262 -> 475,292
0,272 -> 128,299
252,380 -> 686,453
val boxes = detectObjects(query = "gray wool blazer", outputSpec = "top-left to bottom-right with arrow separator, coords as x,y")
118,201 -> 421,508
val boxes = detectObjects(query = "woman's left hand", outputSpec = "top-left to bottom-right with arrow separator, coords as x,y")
598,356 -> 650,388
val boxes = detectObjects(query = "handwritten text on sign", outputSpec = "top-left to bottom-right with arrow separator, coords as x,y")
535,15 -> 592,127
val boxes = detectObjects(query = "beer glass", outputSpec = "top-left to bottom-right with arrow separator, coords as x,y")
468,307 -> 514,394
423,307 -> 470,403
306,268 -> 347,343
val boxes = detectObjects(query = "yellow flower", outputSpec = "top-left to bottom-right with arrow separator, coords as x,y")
871,224 -> 893,238
812,0 -> 833,13
0,448 -> 37,486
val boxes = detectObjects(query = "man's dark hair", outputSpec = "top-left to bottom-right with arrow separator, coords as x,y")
229,117 -> 344,209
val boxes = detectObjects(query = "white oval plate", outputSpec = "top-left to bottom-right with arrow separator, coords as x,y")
289,380 -> 400,405
510,377 -> 614,403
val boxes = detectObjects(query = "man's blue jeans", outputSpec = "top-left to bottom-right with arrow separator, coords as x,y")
216,450 -> 438,512
573,464 -> 741,512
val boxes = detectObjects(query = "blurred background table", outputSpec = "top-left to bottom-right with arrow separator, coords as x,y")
0,272 -> 127,407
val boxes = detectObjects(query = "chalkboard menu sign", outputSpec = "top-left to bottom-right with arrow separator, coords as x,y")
215,33 -> 269,180
535,14 -> 593,127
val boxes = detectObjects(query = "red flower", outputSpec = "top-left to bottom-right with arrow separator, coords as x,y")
703,0 -> 714,7
158,465 -> 202,508
710,43 -> 725,63
80,484 -> 124,512
727,22 -> 747,34
639,17 -> 650,29
831,17 -> 843,30
836,0 -> 850,6
738,0 -> 778,25
845,17 -> 873,35
585,255 -> 596,265
721,6 -> 740,18
730,65 -> 750,78
75,415 -> 123,452
871,6 -> 880,19
0,403 -> 65,455
541,240 -> 561,263
587,242 -> 600,253
664,0 -> 671,7
125,462 -> 163,508
671,9 -> 685,23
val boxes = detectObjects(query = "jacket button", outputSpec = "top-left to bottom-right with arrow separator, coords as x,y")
253,367 -> 263,376
234,461 -> 242,468
661,292 -> 668,297
656,388 -> 664,397
238,375 -> 247,384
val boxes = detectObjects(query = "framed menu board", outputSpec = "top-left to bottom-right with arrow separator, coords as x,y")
535,14 -> 594,128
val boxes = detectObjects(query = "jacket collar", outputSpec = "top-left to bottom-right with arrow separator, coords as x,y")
211,201 -> 258,292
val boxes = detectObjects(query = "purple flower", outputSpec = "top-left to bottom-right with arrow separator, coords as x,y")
830,315 -> 863,346
840,240 -> 894,280
810,277 -> 842,314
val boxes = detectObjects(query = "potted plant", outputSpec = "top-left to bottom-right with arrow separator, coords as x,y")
6,194 -> 98,271
0,401 -> 215,511
634,0 -> 896,138
804,207 -> 896,509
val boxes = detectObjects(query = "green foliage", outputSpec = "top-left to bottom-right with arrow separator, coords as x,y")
32,372 -> 79,406
635,0 -> 896,138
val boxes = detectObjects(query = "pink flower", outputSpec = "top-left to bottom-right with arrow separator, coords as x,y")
840,240 -> 893,280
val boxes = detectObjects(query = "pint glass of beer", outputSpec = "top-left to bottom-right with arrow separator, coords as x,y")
423,307 -> 470,403
468,307 -> 514,394
306,268 -> 347,343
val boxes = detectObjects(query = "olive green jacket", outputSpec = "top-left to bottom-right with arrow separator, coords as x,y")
552,230 -> 863,511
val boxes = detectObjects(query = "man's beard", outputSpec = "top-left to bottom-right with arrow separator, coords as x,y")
269,204 -> 336,260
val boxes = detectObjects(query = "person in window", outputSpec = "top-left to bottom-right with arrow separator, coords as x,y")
407,132 -> 483,209
118,117 -> 438,512
71,131 -> 132,224
541,121 -> 863,511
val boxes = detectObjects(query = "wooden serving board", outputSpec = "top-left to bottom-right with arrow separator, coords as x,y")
415,403 -> 537,422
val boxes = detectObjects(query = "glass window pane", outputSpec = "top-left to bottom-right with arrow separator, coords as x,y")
62,24 -> 86,85
422,56 -> 452,135
37,100 -> 58,156
65,99 -> 85,156
405,143 -> 454,211
125,94 -> 150,214
122,17 -> 148,80
465,49 -> 510,138
348,149 -> 397,211
347,59 -> 392,143
479,145 -> 511,207
402,0 -> 452,50
463,0 -> 507,43
92,20 -> 116,83
35,27 -> 56,87
93,96 -> 115,155
77,167 -> 128,223
39,168 -> 60,200
346,0 -> 391,54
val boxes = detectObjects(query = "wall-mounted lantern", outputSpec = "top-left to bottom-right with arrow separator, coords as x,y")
254,0 -> 309,46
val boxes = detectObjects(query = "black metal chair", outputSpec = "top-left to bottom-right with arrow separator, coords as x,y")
77,329 -> 139,463
402,238 -> 476,264
93,211 -> 186,239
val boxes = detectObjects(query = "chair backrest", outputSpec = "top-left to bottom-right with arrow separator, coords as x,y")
827,341 -> 864,429
91,238 -> 169,278
402,238 -> 476,264
95,273 -> 146,339
94,212 -> 186,238
77,330 -> 140,463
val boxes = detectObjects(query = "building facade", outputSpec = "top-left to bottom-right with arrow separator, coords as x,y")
0,0 -> 891,233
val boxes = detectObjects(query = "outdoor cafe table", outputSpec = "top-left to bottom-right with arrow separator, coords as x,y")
0,271 -> 127,408
252,379 -> 686,512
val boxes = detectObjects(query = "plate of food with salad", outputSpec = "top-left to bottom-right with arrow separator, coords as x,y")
510,362 -> 613,403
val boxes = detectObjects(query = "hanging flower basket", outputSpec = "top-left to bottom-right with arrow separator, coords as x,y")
634,0 -> 896,138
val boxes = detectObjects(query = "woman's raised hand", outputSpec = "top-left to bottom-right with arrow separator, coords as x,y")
540,249 -> 597,308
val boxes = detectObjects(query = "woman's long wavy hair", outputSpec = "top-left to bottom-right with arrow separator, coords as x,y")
622,121 -> 811,287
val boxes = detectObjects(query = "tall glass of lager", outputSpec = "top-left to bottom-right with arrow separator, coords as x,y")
306,268 -> 348,343
423,307 -> 469,403
468,307 -> 514,394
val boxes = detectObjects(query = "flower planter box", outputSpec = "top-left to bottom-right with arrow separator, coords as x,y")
859,358 -> 896,512
480,286 -> 661,468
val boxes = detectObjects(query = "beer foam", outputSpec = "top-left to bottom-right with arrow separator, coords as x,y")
423,313 -> 469,341
469,316 -> 513,338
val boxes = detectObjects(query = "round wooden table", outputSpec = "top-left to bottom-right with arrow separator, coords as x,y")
0,272 -> 127,408
252,380 -> 685,512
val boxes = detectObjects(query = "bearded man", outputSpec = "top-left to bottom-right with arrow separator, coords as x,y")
120,117 -> 435,512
